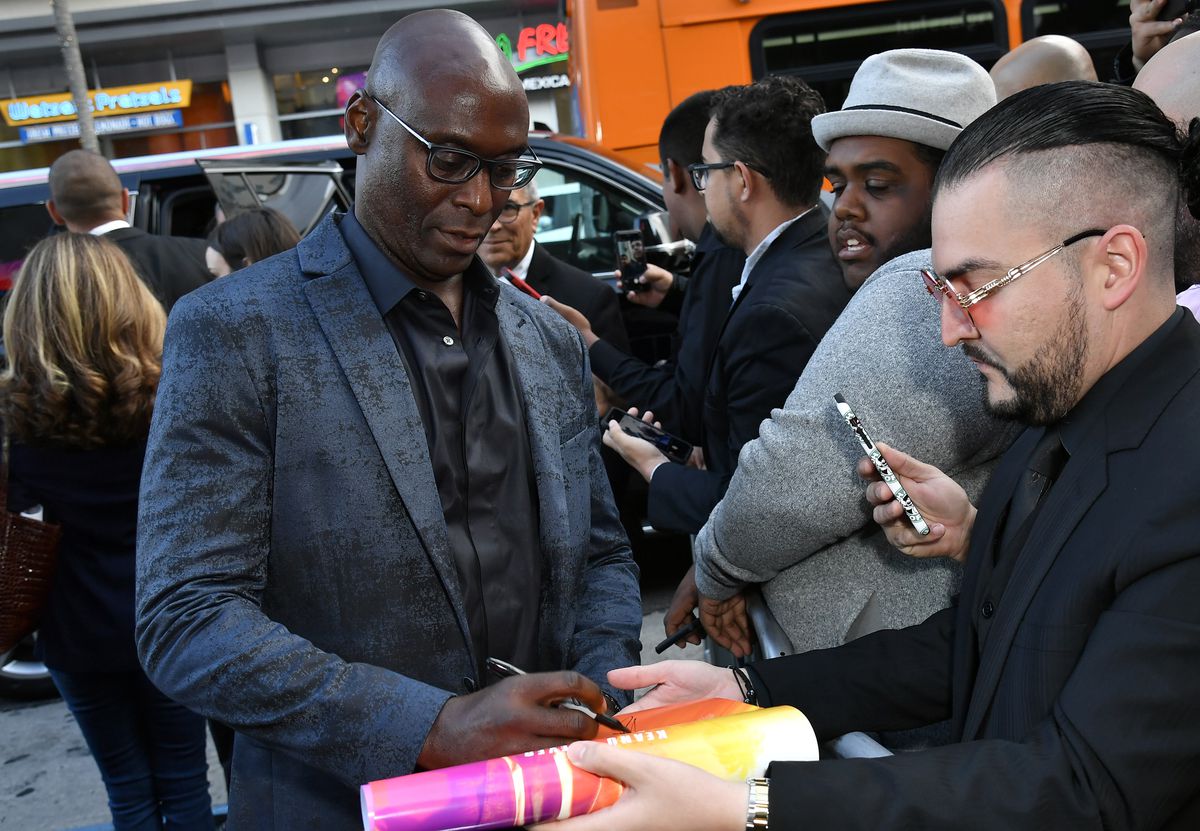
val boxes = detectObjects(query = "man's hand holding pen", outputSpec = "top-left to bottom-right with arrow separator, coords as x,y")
417,670 -> 613,770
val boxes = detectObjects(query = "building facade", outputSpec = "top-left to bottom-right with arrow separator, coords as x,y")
0,0 -> 575,172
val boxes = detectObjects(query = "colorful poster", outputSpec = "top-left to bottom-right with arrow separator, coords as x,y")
361,703 -> 817,831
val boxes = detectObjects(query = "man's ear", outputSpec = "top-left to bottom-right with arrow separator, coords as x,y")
531,198 -> 545,223
344,90 -> 373,155
733,160 -> 757,203
1097,224 -> 1146,311
120,188 -> 130,219
45,199 -> 66,227
665,158 -> 688,196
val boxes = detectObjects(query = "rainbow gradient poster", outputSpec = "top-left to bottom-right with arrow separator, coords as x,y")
361,702 -> 817,830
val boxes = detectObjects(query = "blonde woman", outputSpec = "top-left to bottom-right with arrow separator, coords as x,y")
1,233 -> 213,830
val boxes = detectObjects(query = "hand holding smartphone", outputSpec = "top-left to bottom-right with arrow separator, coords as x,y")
834,393 -> 930,536
613,229 -> 649,293
602,407 -> 693,465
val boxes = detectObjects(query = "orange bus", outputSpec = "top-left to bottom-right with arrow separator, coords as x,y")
566,0 -> 1135,163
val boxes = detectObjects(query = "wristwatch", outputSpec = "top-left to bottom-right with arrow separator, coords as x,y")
745,777 -> 769,830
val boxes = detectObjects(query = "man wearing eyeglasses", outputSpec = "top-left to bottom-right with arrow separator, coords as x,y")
135,10 -> 641,828
598,76 -> 851,538
479,179 -> 629,354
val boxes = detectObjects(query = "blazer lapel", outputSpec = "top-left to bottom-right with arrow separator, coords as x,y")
950,429 -> 1032,731
961,444 -> 1105,738
297,217 -> 471,651
495,293 -> 568,557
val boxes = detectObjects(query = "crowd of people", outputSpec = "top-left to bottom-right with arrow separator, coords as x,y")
2,2 -> 1199,829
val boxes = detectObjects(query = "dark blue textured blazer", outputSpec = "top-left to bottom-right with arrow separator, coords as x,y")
135,213 -> 642,830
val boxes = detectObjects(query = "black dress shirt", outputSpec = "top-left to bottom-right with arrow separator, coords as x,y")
977,306 -> 1186,641
340,211 -> 541,674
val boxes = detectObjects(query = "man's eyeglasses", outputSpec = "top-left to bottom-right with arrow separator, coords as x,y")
367,93 -> 542,190
921,229 -> 1107,327
686,160 -> 771,192
496,200 -> 537,224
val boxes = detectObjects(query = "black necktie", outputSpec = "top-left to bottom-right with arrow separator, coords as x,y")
997,427 -> 1069,558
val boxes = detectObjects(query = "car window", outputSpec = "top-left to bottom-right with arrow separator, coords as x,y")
533,165 -> 648,276
201,162 -> 351,235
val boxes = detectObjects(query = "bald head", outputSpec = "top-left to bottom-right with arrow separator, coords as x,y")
990,36 -> 1098,100
366,10 -> 522,114
47,150 -> 125,230
1133,30 -> 1200,125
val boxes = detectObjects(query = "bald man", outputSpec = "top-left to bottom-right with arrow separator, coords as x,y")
1133,29 -> 1200,296
47,150 -> 210,312
134,10 -> 641,828
989,35 -> 1098,100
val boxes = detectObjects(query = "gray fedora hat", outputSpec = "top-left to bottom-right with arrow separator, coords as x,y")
812,49 -> 996,152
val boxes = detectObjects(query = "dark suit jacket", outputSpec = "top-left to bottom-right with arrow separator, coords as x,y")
747,310 -> 1200,830
135,215 -> 642,829
7,441 -> 146,673
647,208 -> 851,534
524,242 -> 630,353
589,224 -> 745,442
104,226 -> 210,313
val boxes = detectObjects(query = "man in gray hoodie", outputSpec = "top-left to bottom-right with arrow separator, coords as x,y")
672,50 -> 1020,662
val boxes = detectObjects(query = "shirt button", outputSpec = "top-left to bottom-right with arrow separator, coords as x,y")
443,335 -> 455,346
980,599 -> 996,619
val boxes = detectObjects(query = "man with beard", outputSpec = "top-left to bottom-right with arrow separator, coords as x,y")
541,80 -> 1200,831
135,10 -> 641,828
598,75 -> 850,537
667,50 -> 1016,666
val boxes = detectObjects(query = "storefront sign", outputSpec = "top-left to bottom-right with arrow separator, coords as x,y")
2,81 -> 193,127
496,22 -> 569,74
18,109 -> 184,143
522,74 -> 571,92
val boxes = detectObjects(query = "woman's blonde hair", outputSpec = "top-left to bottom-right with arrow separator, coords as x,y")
0,232 -> 166,448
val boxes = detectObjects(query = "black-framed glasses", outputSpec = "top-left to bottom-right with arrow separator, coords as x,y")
367,93 -> 542,190
686,160 -> 771,192
922,228 -> 1107,328
496,200 -> 537,224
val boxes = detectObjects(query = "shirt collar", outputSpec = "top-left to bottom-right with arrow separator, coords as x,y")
504,240 -> 538,282
730,204 -> 818,305
1057,306 -> 1186,456
338,210 -> 500,316
90,219 -> 131,236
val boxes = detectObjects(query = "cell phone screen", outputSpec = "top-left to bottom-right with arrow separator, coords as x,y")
602,408 -> 693,465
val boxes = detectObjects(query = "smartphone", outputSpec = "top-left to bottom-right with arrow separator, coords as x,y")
602,407 -> 693,465
1159,0 -> 1197,19
613,229 -> 649,292
833,393 -> 930,536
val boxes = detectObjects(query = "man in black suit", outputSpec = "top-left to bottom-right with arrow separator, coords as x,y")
478,179 -> 629,353
542,82 -> 1200,831
46,150 -> 210,313
545,91 -> 745,444
599,76 -> 851,535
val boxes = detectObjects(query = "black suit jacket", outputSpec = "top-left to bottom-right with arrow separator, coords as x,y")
589,224 -> 745,442
647,207 -> 850,534
749,309 -> 1200,830
524,242 -> 629,353
104,226 -> 210,313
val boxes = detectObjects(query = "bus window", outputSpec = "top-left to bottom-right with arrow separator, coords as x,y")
750,1 -> 1008,110
1021,0 -> 1132,78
